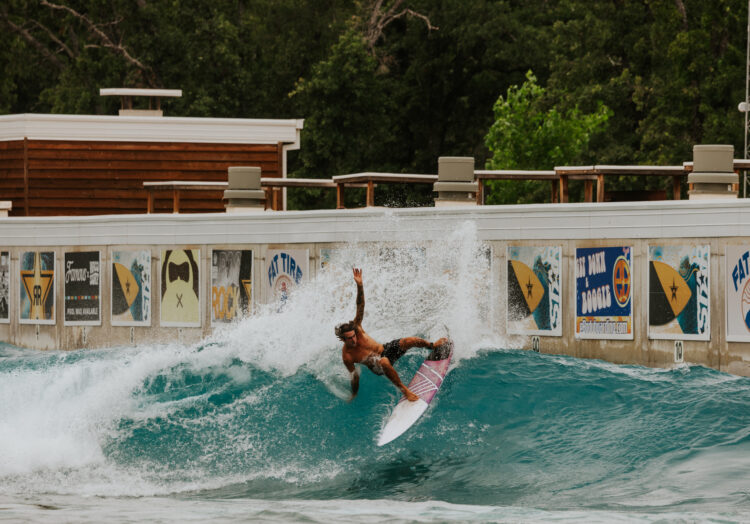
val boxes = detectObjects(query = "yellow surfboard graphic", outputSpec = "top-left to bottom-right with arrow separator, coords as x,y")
114,262 -> 140,308
651,260 -> 691,317
510,260 -> 544,313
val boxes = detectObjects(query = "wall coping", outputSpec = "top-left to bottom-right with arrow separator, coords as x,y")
1,198 -> 748,246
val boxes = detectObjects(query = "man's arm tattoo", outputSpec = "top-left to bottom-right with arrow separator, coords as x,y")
354,283 -> 365,324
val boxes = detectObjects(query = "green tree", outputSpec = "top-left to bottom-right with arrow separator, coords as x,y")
289,28 -> 398,208
483,71 -> 611,204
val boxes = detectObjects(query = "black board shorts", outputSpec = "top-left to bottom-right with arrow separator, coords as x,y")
382,339 -> 407,365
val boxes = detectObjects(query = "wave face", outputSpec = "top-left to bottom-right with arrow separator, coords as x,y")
1,223 -> 750,520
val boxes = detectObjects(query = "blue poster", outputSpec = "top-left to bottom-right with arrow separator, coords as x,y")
575,246 -> 633,339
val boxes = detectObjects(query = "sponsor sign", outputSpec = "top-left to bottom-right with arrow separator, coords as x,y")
648,245 -> 710,340
211,249 -> 253,324
161,249 -> 201,327
19,251 -> 55,324
0,251 -> 8,323
575,246 -> 633,339
726,245 -> 750,342
266,249 -> 308,306
64,251 -> 101,325
112,250 -> 151,326
507,246 -> 562,336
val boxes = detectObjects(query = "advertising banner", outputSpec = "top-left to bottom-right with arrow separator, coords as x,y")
20,251 -> 55,324
320,248 -> 340,270
211,249 -> 253,324
161,249 -> 201,327
726,245 -> 750,342
64,251 -> 101,325
507,246 -> 562,336
0,251 -> 8,323
112,250 -> 151,326
575,246 -> 633,339
648,245 -> 710,340
266,249 -> 308,306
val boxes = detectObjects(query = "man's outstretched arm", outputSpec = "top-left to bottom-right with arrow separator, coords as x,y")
353,268 -> 364,326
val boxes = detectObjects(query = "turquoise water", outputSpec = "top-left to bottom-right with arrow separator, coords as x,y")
1,229 -> 750,522
1,344 -> 749,522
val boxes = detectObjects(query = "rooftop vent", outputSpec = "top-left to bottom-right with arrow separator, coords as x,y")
99,88 -> 182,117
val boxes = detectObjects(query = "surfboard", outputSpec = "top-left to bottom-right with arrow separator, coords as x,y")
377,339 -> 454,446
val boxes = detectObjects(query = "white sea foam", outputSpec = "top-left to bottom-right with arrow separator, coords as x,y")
0,220 -> 502,494
212,219 -> 502,378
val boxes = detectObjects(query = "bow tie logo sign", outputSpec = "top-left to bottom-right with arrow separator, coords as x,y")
161,250 -> 200,325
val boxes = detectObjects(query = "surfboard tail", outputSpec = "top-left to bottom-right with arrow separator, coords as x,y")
428,338 -> 454,361
377,399 -> 429,446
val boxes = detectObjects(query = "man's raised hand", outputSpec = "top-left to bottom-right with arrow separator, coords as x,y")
353,267 -> 363,285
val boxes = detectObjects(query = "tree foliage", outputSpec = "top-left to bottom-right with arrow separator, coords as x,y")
1,0 -> 747,207
483,71 -> 611,204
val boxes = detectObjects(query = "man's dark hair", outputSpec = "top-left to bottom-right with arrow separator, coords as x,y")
335,321 -> 355,340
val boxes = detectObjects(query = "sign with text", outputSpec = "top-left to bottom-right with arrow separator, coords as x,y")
211,249 -> 253,324
507,246 -> 562,336
575,246 -> 633,339
726,245 -> 750,342
112,250 -> 151,326
64,251 -> 101,325
0,251 -> 8,323
265,249 -> 308,306
648,245 -> 710,340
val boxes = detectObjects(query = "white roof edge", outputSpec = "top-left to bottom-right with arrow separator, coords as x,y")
0,113 -> 304,144
99,88 -> 182,97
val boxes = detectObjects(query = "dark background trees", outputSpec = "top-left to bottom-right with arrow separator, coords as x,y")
1,0 -> 747,207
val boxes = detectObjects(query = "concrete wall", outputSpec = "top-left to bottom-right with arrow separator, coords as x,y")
1,199 -> 750,376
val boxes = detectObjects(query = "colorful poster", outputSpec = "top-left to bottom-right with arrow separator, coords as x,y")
320,248 -> 338,270
648,245 -> 710,340
0,251 -> 8,323
19,251 -> 55,324
725,245 -> 750,342
211,249 -> 253,324
112,250 -> 151,326
64,251 -> 101,325
575,246 -> 633,339
161,249 -> 200,327
266,249 -> 308,305
507,246 -> 562,336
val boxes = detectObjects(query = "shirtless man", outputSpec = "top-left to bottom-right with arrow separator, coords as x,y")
336,268 -> 446,402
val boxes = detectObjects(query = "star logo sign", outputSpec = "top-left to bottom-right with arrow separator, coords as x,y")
21,252 -> 54,320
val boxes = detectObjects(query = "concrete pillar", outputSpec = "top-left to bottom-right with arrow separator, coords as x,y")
433,157 -> 478,207
224,166 -> 266,213
0,201 -> 11,217
688,145 -> 738,200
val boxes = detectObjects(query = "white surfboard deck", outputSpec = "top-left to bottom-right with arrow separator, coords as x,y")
377,398 -> 429,446
377,341 -> 453,446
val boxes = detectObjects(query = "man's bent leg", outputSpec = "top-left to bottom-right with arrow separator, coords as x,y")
397,337 -> 432,351
379,357 -> 418,401
399,337 -> 449,351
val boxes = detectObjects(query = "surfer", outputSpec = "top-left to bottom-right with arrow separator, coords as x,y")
337,268 -> 446,402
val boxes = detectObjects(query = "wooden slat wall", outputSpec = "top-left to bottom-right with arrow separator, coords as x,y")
0,141 -> 26,216
0,140 -> 281,216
